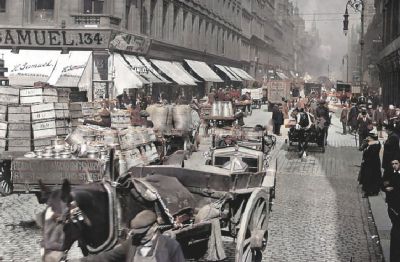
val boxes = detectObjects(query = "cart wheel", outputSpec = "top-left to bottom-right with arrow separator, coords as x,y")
235,189 -> 269,262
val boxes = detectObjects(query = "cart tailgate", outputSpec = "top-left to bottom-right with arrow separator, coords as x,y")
11,158 -> 105,192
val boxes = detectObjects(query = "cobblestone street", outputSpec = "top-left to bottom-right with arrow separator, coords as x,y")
0,107 -> 384,261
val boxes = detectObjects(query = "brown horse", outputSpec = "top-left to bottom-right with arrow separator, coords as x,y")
38,179 -> 151,262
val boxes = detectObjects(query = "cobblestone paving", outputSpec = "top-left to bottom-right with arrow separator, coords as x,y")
0,107 -> 383,261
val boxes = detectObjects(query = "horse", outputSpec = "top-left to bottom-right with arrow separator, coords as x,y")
38,179 -> 151,262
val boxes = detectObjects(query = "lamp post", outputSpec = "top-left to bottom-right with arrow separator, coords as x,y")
343,0 -> 365,94
343,54 -> 349,83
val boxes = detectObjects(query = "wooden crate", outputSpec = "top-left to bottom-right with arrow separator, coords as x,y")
0,87 -> 20,104
8,130 -> 31,138
7,105 -> 31,123
0,121 -> 7,138
8,123 -> 31,131
33,137 -> 52,149
31,103 -> 69,113
0,138 -> 6,151
20,88 -> 58,104
0,104 -> 7,121
8,138 -> 32,151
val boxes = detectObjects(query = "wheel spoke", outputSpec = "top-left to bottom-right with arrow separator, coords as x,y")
242,238 -> 252,262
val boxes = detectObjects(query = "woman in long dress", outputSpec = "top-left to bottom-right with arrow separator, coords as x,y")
358,133 -> 382,197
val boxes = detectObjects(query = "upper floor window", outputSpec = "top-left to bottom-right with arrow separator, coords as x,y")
0,0 -> 6,12
84,0 -> 104,14
34,0 -> 54,10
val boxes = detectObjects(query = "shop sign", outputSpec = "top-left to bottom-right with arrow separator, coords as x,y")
109,32 -> 151,54
0,28 -> 111,49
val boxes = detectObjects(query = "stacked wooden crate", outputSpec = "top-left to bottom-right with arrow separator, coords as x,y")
0,87 -> 20,104
7,105 -> 32,152
57,88 -> 71,103
31,103 -> 70,149
0,105 -> 6,152
20,88 -> 58,104
70,102 -> 95,128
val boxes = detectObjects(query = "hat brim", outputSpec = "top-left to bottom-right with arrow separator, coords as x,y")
131,225 -> 151,235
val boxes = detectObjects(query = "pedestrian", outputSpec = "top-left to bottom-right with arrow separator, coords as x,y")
382,123 -> 400,173
357,109 -> 372,148
340,104 -> 349,135
71,210 -> 186,262
272,104 -> 284,136
315,100 -> 330,145
388,104 -> 396,120
382,157 -> 400,262
358,133 -> 382,197
374,105 -> 386,138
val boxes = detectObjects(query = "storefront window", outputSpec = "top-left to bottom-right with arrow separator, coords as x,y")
84,0 -> 104,14
35,0 -> 54,10
0,0 -> 6,12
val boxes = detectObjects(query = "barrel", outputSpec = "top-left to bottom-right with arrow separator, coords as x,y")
172,105 -> 192,130
147,105 -> 170,131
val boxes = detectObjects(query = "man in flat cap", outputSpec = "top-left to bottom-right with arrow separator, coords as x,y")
73,210 -> 185,262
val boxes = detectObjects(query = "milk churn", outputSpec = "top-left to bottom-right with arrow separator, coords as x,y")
173,105 -> 192,130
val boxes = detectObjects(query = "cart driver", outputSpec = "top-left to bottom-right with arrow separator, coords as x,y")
70,210 -> 185,262
294,108 -> 312,157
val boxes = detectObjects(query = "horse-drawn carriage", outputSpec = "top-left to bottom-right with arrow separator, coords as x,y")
38,127 -> 277,262
285,115 -> 327,153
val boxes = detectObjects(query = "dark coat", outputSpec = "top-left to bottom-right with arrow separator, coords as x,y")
358,142 -> 382,194
382,169 -> 400,212
382,133 -> 400,172
315,106 -> 330,125
272,109 -> 284,125
348,106 -> 359,128
357,116 -> 372,137
77,233 -> 185,262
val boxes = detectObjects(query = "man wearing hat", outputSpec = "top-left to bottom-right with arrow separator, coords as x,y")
357,108 -> 372,148
83,108 -> 111,128
315,100 -> 330,145
383,122 -> 400,173
358,132 -> 382,197
382,155 -> 400,261
73,210 -> 185,262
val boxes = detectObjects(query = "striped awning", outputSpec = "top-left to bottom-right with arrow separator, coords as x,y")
151,59 -> 197,85
215,65 -> 242,81
184,60 -> 223,82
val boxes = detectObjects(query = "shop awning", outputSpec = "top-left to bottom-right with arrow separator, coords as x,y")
113,54 -> 149,94
151,59 -> 197,86
124,55 -> 170,84
276,72 -> 289,80
184,60 -> 223,82
215,65 -> 242,81
137,57 -> 170,84
5,50 -> 60,86
228,67 -> 255,81
48,51 -> 92,87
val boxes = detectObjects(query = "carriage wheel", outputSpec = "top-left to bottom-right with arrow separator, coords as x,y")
235,189 -> 270,262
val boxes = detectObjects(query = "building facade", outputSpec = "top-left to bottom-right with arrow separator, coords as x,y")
0,0 -> 314,95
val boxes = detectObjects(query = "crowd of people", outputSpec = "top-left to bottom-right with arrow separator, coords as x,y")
354,105 -> 400,262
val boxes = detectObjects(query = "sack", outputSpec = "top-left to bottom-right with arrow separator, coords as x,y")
299,113 -> 309,128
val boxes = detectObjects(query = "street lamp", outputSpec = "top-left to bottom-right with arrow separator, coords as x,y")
343,0 -> 365,93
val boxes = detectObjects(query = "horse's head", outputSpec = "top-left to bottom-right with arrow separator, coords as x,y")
38,180 -> 109,262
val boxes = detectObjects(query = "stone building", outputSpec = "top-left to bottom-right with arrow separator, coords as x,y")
0,0 -> 311,98
376,0 -> 400,105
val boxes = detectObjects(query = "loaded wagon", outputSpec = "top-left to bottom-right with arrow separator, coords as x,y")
127,133 -> 277,262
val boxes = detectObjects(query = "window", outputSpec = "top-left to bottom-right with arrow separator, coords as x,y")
34,0 -> 54,10
0,0 -> 5,12
84,0 -> 104,14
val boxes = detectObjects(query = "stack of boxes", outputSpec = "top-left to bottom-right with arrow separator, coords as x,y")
20,87 -> 58,104
69,102 -> 95,128
7,105 -> 32,152
31,103 -> 70,150
111,111 -> 131,129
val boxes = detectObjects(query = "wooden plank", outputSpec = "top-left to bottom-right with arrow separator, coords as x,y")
7,146 -> 31,152
8,130 -> 31,138
8,105 -> 31,114
0,87 -> 20,96
0,138 -> 6,148
0,113 -> 5,121
8,139 -> 31,147
20,88 -> 58,97
8,113 -> 31,123
56,127 -> 70,135
33,137 -> 52,147
0,121 -> 7,130
32,120 -> 56,131
33,128 -> 57,139
0,129 -> 6,138
8,123 -> 31,131
31,110 -> 56,121
55,110 -> 70,119
20,96 -> 58,104
0,104 -> 7,114
0,95 -> 19,104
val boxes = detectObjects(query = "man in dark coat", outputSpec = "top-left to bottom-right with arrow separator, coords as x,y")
357,109 -> 372,148
358,133 -> 382,197
348,103 -> 359,133
272,104 -> 284,136
382,123 -> 400,173
315,100 -> 330,145
382,157 -> 400,262
72,210 -> 185,262
340,104 -> 349,135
